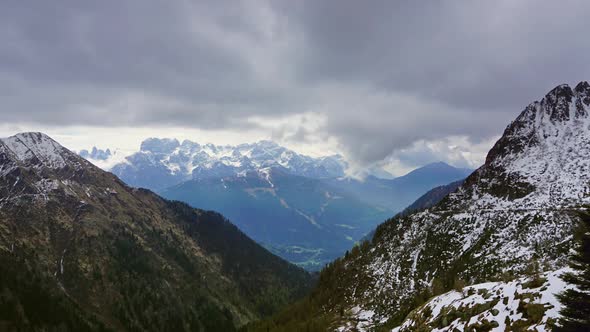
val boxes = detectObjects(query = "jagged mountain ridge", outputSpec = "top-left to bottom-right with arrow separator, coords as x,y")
252,82 -> 590,331
79,147 -> 112,161
451,82 -> 590,209
0,132 -> 313,331
110,139 -> 346,190
337,82 -> 590,329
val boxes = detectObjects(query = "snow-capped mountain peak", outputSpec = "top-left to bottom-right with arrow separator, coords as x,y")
487,81 -> 589,164
110,139 -> 347,190
453,81 -> 590,209
1,132 -> 72,170
140,137 -> 181,154
79,147 -> 112,161
0,132 -> 117,208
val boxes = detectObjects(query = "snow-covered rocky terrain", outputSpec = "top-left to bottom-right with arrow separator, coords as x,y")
0,132 -> 98,208
1,132 -> 77,171
109,139 -> 346,190
390,269 -> 572,332
311,82 -> 590,331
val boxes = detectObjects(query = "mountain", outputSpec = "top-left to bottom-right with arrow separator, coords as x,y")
78,147 -> 112,161
326,161 -> 472,211
362,179 -> 465,243
110,139 -> 346,191
0,132 -> 313,331
250,82 -> 590,331
77,146 -> 128,170
400,179 -> 464,215
160,168 -> 393,270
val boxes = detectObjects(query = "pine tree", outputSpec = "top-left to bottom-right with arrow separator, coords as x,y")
555,211 -> 590,331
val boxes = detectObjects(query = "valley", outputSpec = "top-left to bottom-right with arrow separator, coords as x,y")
89,140 -> 470,270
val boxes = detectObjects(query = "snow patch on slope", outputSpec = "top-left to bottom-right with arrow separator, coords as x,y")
391,269 -> 572,332
1,132 -> 68,169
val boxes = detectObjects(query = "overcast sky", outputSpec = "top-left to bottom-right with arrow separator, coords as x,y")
2,1 -> 590,175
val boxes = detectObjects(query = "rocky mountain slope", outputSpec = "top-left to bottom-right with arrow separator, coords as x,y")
389,269 -> 571,332
161,168 -> 393,270
0,132 -> 312,331
250,82 -> 590,331
110,139 -> 346,190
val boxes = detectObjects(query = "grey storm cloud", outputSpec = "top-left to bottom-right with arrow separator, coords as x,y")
2,0 -> 590,165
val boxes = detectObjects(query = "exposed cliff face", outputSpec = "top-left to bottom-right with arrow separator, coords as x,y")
460,81 -> 590,204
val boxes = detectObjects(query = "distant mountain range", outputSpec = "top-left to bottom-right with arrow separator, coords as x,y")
78,147 -> 112,161
0,132 -> 312,331
325,161 -> 472,211
400,179 -> 465,215
361,179 -> 466,243
254,82 -> 590,331
77,139 -> 472,270
109,139 -> 347,190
